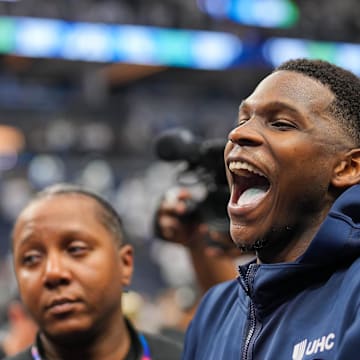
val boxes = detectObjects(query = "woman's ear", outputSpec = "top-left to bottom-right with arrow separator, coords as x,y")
118,244 -> 134,287
331,149 -> 360,188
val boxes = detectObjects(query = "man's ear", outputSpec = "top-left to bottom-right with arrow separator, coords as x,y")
331,148 -> 360,188
118,244 -> 134,287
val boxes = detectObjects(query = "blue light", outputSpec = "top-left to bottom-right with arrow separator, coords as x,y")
152,28 -> 192,67
15,17 -> 63,57
191,32 -> 243,69
114,26 -> 157,64
335,44 -> 360,76
262,37 -> 308,67
251,0 -> 292,27
262,37 -> 360,76
61,22 -> 113,62
197,0 -> 229,18
0,16 -> 243,70
199,0 -> 299,28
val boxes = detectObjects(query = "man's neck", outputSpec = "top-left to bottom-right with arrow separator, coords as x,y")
256,222 -> 323,264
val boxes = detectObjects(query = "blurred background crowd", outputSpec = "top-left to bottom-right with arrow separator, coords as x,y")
0,0 -> 358,345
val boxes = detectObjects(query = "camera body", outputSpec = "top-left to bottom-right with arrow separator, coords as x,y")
154,127 -> 230,232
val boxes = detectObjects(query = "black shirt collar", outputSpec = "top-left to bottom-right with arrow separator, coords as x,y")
33,317 -> 143,360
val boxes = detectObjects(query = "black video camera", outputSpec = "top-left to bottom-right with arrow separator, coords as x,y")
153,127 -> 230,232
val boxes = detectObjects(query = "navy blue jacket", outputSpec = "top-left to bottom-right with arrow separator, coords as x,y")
182,185 -> 360,360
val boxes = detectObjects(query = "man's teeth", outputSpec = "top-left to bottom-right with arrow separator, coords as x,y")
229,161 -> 265,177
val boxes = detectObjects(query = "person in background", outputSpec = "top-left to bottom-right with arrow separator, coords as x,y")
182,58 -> 360,359
154,186 -> 254,332
4,183 -> 182,360
0,298 -> 37,358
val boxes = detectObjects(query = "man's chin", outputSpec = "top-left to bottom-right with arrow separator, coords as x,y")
235,237 -> 269,253
231,227 -> 269,253
232,221 -> 298,252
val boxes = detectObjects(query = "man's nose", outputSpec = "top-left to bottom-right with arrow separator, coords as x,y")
43,252 -> 70,289
228,119 -> 264,147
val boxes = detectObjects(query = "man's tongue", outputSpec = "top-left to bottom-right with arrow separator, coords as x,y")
237,186 -> 267,207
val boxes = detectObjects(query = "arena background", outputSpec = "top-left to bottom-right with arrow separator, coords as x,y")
0,0 -> 358,332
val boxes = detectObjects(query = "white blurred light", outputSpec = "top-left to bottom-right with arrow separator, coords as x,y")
62,23 -> 112,62
262,38 -> 308,67
28,154 -> 66,188
174,286 -> 197,310
79,159 -> 114,192
6,15 -> 243,69
16,18 -> 61,57
336,44 -> 360,75
151,241 -> 195,287
79,123 -> 114,151
46,119 -> 77,151
191,32 -> 242,69
122,291 -> 144,319
252,0 -> 289,27
115,26 -> 156,63
0,178 -> 32,221
263,37 -> 360,76
114,178 -> 149,240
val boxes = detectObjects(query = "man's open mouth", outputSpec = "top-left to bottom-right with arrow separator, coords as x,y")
229,161 -> 270,207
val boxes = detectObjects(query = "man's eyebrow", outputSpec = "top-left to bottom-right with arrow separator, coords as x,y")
238,100 -> 300,114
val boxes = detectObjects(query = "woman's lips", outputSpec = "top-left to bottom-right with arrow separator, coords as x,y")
46,298 -> 80,315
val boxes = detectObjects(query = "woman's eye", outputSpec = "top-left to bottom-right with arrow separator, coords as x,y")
68,243 -> 88,255
22,252 -> 41,266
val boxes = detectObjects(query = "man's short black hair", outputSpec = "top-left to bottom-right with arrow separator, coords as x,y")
275,58 -> 360,145
31,183 -> 125,246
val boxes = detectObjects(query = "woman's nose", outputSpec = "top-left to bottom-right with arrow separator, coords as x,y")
43,252 -> 71,289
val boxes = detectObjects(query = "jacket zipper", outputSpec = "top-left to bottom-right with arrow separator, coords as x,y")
241,263 -> 259,360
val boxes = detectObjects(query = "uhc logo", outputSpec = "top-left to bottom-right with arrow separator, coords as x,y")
292,333 -> 335,360
292,339 -> 307,360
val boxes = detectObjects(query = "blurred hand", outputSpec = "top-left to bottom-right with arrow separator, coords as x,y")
155,187 -> 245,258
155,187 -> 206,247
